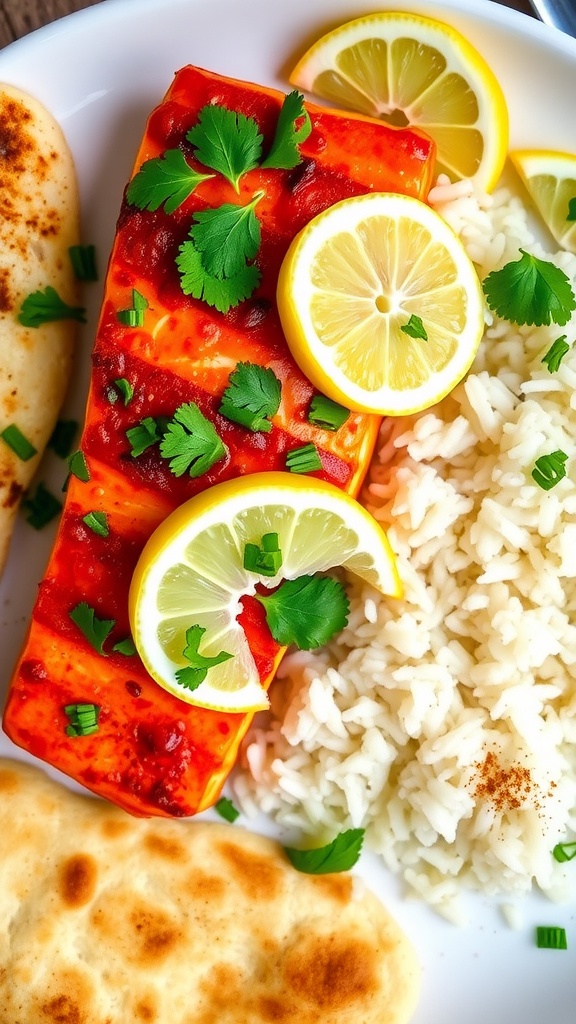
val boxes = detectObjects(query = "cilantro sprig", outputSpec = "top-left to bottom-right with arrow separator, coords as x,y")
18,286 -> 86,327
159,401 -> 227,477
187,105 -> 263,192
175,624 -> 233,690
126,149 -> 214,214
483,250 -> 576,326
261,91 -> 312,169
255,574 -> 349,649
219,362 -> 281,432
69,602 -> 115,656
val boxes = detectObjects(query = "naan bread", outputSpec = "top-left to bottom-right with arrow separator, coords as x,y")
0,758 -> 420,1024
0,85 -> 80,576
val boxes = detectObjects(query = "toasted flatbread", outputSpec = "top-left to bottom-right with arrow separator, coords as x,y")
0,757 -> 420,1024
0,84 -> 80,576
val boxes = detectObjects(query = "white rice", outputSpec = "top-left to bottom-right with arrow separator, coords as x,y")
233,174 -> 576,920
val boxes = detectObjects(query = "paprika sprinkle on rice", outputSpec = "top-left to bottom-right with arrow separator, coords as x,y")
473,752 -> 533,811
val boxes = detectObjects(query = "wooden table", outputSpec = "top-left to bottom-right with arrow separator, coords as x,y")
0,0 -> 538,49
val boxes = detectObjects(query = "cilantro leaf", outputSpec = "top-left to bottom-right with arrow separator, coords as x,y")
542,335 -> 571,372
176,239 -> 261,313
255,574 -> 349,649
18,286 -> 86,327
483,249 -> 576,326
159,402 -> 227,477
69,601 -> 115,656
187,105 -> 262,191
261,90 -> 312,170
23,483 -> 62,530
175,624 -> 233,690
568,198 -> 576,222
190,196 -> 262,279
126,149 -> 213,215
284,828 -> 365,874
219,361 -> 281,432
400,313 -> 428,340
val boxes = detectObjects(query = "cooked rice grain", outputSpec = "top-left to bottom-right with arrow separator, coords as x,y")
234,176 -> 576,919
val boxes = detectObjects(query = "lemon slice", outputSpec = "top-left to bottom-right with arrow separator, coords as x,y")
290,11 -> 508,191
276,191 -> 484,416
510,149 -> 576,253
129,472 -> 401,712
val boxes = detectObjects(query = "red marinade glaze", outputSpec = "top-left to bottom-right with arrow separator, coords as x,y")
2,65 -> 436,817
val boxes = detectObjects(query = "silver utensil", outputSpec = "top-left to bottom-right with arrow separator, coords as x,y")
529,0 -> 576,35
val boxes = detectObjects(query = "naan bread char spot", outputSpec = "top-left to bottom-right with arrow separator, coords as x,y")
0,758 -> 420,1024
0,84 -> 80,576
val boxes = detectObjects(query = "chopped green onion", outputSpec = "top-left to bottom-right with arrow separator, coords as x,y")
64,701 -> 101,737
536,926 -> 567,949
553,841 -> 576,863
68,244 -> 98,281
67,449 -> 90,482
82,510 -> 109,538
1,424 -> 37,461
215,796 -> 240,823
114,378 -> 134,406
117,289 -> 149,328
531,450 -> 568,491
286,442 -> 322,474
126,417 -> 161,457
243,532 -> 283,577
23,483 -> 62,529
307,395 -> 350,431
48,419 -> 78,459
542,336 -> 571,372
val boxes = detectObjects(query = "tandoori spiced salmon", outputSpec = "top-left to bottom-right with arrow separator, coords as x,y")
3,65 -> 435,817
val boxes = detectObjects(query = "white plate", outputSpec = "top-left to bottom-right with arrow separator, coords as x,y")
0,0 -> 574,1021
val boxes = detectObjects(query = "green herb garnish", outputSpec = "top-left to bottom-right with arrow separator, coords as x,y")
82,510 -> 109,538
567,198 -> 576,222
126,416 -> 161,457
23,483 -> 62,529
1,424 -> 37,461
159,402 -> 227,478
284,828 -> 365,875
187,104 -> 263,192
176,194 -> 263,314
483,250 -> 576,326
214,796 -> 240,823
244,533 -> 282,577
69,602 -> 115,656
260,90 -> 311,170
286,443 -> 322,474
66,449 -> 90,484
68,244 -> 98,281
531,450 -> 568,490
542,336 -> 571,372
126,148 -> 214,214
117,289 -> 149,327
18,286 -> 86,327
174,624 -> 233,690
48,419 -> 78,458
400,313 -> 428,340
553,841 -> 576,863
536,926 -> 568,950
112,636 -> 137,656
64,702 -> 100,737
113,378 -> 134,406
254,574 -> 349,649
219,361 -> 281,432
307,395 -> 350,431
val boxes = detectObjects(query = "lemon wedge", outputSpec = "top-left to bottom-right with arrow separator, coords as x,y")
129,472 -> 401,712
276,191 -> 484,416
290,10 -> 508,191
510,149 -> 576,253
